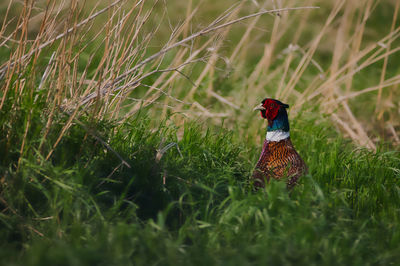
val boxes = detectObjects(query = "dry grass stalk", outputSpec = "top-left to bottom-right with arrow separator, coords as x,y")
376,0 -> 399,116
2,0 -> 399,167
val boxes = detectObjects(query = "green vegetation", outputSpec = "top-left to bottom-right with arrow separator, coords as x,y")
1,113 -> 399,265
1,0 -> 399,265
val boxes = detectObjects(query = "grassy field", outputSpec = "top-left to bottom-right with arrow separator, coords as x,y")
1,0 -> 400,265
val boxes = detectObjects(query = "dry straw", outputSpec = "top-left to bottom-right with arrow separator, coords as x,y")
1,0 -> 399,165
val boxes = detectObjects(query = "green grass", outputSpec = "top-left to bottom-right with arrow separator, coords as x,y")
1,107 -> 399,265
1,0 -> 400,265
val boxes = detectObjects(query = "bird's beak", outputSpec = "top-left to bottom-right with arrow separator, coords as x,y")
253,103 -> 266,111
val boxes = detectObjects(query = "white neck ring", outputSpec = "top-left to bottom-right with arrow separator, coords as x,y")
266,130 -> 290,142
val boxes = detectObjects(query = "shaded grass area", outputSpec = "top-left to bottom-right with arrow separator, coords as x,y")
1,109 -> 399,265
1,1 -> 400,263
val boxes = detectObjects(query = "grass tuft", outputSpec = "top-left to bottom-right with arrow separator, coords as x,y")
1,0 -> 400,265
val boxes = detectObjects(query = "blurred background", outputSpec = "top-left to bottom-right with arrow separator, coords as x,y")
1,0 -> 399,149
1,1 -> 400,264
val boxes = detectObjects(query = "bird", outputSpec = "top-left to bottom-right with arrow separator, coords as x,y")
252,98 -> 307,189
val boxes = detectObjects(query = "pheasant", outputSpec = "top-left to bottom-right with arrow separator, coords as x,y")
252,98 -> 307,189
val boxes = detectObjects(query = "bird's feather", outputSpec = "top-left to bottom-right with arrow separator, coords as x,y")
252,138 -> 307,189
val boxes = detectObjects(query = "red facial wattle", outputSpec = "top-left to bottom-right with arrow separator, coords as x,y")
260,109 -> 267,119
254,98 -> 289,127
260,99 -> 280,126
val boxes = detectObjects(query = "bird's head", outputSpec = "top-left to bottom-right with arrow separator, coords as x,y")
253,98 -> 289,127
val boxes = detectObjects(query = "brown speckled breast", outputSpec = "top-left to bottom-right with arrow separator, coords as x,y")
252,138 -> 307,189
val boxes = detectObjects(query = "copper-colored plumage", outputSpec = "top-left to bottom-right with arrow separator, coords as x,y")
252,138 -> 307,189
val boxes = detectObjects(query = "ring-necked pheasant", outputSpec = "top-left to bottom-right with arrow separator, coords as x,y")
252,98 -> 307,189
